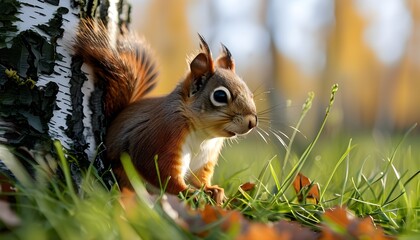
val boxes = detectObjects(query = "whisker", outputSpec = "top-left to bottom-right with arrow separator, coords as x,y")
257,127 -> 270,137
288,125 -> 307,139
258,103 -> 286,116
226,137 -> 239,146
269,128 -> 288,150
255,129 -> 268,144
219,151 -> 228,163
252,83 -> 271,97
254,90 -> 272,97
226,138 -> 231,146
255,97 -> 269,103
257,117 -> 272,123
270,127 -> 290,140
258,122 -> 272,128
198,115 -> 231,131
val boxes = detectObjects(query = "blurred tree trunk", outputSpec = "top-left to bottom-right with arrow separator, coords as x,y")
373,66 -> 401,134
142,0 -> 191,95
0,0 -> 131,185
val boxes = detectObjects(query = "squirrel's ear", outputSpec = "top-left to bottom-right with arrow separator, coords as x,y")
190,34 -> 214,77
184,35 -> 215,97
190,52 -> 211,78
215,44 -> 235,72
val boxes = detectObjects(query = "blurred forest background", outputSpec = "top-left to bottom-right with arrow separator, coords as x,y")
131,0 -> 420,139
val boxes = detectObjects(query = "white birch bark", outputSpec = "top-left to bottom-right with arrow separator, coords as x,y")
0,0 -> 132,184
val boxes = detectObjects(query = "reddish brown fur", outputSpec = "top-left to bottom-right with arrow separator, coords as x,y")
74,19 -> 257,204
189,160 -> 216,188
73,19 -> 158,120
106,93 -> 191,194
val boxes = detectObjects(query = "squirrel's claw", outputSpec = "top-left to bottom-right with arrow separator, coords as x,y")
205,185 -> 225,205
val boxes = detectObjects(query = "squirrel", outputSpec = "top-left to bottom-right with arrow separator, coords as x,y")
73,19 -> 257,204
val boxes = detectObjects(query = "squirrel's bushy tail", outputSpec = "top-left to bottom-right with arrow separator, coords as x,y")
73,19 -> 158,120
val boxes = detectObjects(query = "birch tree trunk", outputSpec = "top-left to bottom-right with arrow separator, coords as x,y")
0,0 -> 132,186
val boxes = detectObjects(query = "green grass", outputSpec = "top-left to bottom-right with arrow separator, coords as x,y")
216,132 -> 420,234
1,84 -> 420,239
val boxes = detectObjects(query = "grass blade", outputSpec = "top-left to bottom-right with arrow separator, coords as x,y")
283,91 -> 314,171
278,84 -> 339,197
320,138 -> 354,202
54,140 -> 78,203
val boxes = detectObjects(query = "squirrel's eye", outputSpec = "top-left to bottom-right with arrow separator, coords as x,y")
211,86 -> 231,107
214,90 -> 227,102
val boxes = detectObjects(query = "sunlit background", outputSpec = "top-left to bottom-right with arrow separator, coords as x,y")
131,0 -> 420,143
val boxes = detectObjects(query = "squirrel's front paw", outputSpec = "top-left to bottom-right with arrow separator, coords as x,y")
205,185 -> 225,205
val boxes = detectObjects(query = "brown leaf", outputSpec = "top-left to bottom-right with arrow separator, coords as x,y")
237,220 -> 318,240
320,206 -> 392,240
240,182 -> 256,192
293,173 -> 320,204
158,195 -> 244,237
323,206 -> 352,227
349,216 -> 393,240
236,223 -> 287,240
156,192 -> 318,239
200,205 -> 243,233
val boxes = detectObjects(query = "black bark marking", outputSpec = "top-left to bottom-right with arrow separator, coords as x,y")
0,30 -> 56,80
0,64 -> 58,147
0,0 -> 21,48
67,55 -> 89,165
36,7 -> 69,45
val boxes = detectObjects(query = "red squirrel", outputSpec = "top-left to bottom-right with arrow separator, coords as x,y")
73,19 -> 257,204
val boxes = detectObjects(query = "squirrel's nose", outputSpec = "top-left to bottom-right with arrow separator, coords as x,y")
247,115 -> 258,130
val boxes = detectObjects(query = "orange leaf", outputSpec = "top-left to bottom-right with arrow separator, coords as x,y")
320,207 -> 355,240
240,182 -> 256,192
155,192 -> 318,239
237,220 -> 318,240
323,206 -> 352,227
200,205 -> 227,224
197,205 -> 243,236
201,205 -> 242,225
236,223 -> 287,240
321,206 -> 392,240
293,172 -> 320,203
349,216 -> 392,240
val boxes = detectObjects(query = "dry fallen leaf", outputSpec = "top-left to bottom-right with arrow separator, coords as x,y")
237,220 -> 319,240
320,206 -> 392,240
236,223 -> 287,240
240,182 -> 256,192
157,192 -> 317,239
200,205 -> 243,236
293,172 -> 320,204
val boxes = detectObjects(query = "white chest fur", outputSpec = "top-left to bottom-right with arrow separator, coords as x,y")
180,131 -> 224,178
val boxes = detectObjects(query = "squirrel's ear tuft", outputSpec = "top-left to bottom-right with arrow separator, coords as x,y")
184,35 -> 215,97
198,34 -> 213,62
190,34 -> 214,77
215,44 -> 235,72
